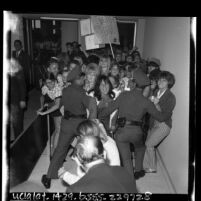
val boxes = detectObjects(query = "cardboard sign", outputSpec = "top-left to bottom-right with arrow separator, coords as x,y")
80,19 -> 91,36
85,34 -> 100,50
91,16 -> 120,45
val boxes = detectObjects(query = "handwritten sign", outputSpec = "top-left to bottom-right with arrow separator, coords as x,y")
91,16 -> 120,45
85,34 -> 100,50
80,19 -> 91,36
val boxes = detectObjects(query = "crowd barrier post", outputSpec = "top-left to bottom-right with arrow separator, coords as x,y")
47,114 -> 51,161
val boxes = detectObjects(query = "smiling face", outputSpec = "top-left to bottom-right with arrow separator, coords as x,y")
48,63 -> 59,76
126,55 -> 133,63
150,80 -> 157,90
111,65 -> 119,77
99,80 -> 110,96
46,79 -> 55,90
69,63 -> 77,71
99,58 -> 110,75
115,54 -> 122,62
158,78 -> 168,90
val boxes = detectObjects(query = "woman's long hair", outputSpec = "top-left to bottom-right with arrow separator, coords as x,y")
93,75 -> 115,101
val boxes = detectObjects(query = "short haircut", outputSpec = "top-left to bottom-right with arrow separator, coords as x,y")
87,55 -> 100,65
149,69 -> 161,81
70,59 -> 80,66
159,71 -> 175,89
43,72 -> 56,82
66,42 -> 72,46
75,135 -> 104,165
14,39 -> 22,46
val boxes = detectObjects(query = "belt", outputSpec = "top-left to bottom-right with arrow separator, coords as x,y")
64,111 -> 87,120
125,120 -> 143,127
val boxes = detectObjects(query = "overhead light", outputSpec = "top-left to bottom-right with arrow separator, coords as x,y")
40,17 -> 79,21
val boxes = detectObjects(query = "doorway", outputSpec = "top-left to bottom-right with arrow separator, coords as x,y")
117,20 -> 136,50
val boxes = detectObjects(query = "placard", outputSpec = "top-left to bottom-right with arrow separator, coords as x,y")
85,34 -> 99,50
91,16 -> 120,45
80,19 -> 91,36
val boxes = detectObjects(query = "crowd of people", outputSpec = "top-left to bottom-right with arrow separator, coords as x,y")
9,40 -> 176,193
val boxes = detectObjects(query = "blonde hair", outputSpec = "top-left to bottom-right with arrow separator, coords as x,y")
77,120 -> 108,143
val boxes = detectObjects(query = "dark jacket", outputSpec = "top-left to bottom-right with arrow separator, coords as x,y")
151,89 -> 176,128
98,89 -> 172,123
66,163 -> 137,193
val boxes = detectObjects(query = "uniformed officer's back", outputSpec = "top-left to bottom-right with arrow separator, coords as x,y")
117,89 -> 152,121
61,83 -> 89,115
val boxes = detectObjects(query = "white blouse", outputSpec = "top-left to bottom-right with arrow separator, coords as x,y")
41,82 -> 62,100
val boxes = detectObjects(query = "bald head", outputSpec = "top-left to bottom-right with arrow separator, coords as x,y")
75,135 -> 104,165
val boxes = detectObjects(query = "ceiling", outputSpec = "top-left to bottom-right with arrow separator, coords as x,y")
17,13 -> 144,21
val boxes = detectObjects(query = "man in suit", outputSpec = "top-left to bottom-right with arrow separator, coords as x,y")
41,64 -> 97,189
12,40 -> 31,92
66,135 -> 137,193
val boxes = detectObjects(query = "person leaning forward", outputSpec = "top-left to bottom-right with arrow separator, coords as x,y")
41,64 -> 97,189
98,72 -> 172,180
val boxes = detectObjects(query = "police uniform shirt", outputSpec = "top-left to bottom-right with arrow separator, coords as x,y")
99,89 -> 172,123
60,83 -> 91,116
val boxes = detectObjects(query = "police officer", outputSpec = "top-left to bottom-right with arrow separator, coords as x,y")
41,64 -> 97,189
98,72 -> 172,180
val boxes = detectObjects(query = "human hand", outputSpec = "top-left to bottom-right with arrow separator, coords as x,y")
110,125 -> 116,132
37,110 -> 46,115
149,96 -> 155,102
153,97 -> 159,105
43,103 -> 49,107
20,101 -> 26,109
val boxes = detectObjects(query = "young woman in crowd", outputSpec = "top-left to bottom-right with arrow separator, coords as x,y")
46,59 -> 64,89
37,72 -> 63,156
143,71 -> 176,173
99,55 -> 111,76
109,62 -> 120,79
93,75 -> 115,136
126,55 -> 133,63
84,63 -> 100,93
58,119 -> 120,185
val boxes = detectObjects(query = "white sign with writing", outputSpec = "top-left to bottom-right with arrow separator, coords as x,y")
80,19 -> 91,36
91,16 -> 120,45
85,34 -> 100,50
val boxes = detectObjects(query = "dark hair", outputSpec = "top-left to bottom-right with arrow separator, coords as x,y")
108,75 -> 120,88
46,58 -> 59,68
70,59 -> 80,66
126,62 -> 137,72
111,61 -> 120,69
66,42 -> 72,46
149,69 -> 161,81
159,71 -> 175,89
42,72 -> 56,83
87,55 -> 100,65
14,40 -> 22,46
148,61 -> 160,68
126,54 -> 133,60
94,75 -> 115,101
132,50 -> 141,57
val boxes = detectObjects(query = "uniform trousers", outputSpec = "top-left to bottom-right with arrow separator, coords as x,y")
47,118 -> 84,179
115,125 -> 145,180
144,121 -> 170,171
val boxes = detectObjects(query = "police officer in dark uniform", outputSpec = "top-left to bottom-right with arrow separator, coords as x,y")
99,72 -> 172,180
41,64 -> 97,189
